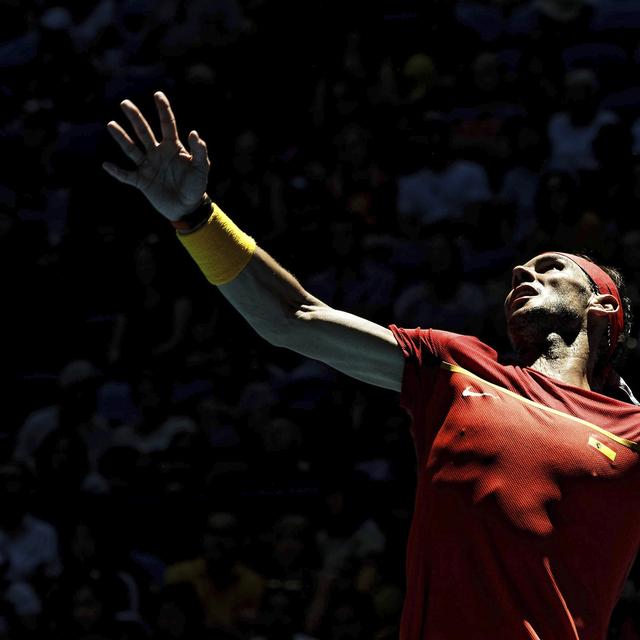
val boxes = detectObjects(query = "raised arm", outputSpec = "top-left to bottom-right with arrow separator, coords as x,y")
103,92 -> 403,391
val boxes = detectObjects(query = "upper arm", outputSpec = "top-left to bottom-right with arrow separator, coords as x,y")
218,247 -> 405,391
282,304 -> 405,392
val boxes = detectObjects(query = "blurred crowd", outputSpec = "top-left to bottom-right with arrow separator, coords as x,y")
2,0 -> 640,638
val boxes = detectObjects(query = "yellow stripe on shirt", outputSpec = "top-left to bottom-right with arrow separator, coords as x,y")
440,362 -> 640,454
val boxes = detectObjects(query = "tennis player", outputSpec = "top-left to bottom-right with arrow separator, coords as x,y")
104,91 -> 640,640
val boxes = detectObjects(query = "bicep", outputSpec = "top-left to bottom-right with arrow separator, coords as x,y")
285,305 -> 405,392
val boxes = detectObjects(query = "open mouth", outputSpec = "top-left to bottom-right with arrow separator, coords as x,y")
511,295 -> 533,309
509,286 -> 538,310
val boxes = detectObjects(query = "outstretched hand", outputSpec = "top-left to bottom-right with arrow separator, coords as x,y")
103,91 -> 210,220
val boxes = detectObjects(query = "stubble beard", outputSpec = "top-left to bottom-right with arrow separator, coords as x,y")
508,299 -> 584,357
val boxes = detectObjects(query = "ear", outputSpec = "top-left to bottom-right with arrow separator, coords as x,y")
588,293 -> 620,320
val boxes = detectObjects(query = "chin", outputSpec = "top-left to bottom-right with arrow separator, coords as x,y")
510,303 -> 583,347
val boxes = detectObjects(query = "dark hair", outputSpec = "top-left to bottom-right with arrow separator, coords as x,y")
600,264 -> 633,370
578,256 -> 633,371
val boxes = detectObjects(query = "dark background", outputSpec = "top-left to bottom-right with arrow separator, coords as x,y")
1,0 -> 640,638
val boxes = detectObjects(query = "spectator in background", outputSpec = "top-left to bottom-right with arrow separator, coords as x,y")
508,0 -> 595,49
393,228 -> 488,336
396,112 -> 493,229
155,423 -> 214,499
151,582 -> 208,640
214,129 -> 287,241
242,414 -> 318,518
31,426 -> 95,525
14,359 -> 113,476
306,510 -> 384,638
547,68 -> 619,174
157,0 -> 247,58
107,233 -> 193,374
305,215 -> 396,323
326,123 -> 392,230
513,48 -> 563,125
314,474 -> 386,587
397,53 -> 439,116
524,170 -> 609,256
112,368 -> 196,456
252,514 -> 319,638
67,519 -> 144,612
164,512 -> 264,637
97,446 -> 153,507
323,593 -> 375,640
47,574 -> 128,640
449,50 -> 522,171
0,549 -> 42,638
311,73 -> 372,141
498,119 -> 550,242
0,462 -> 62,623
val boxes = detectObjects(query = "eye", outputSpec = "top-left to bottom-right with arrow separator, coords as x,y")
539,261 -> 564,273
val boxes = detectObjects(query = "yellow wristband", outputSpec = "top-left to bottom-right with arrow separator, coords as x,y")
177,202 -> 256,285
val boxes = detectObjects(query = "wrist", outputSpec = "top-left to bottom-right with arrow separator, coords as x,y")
177,201 -> 256,285
171,194 -> 212,234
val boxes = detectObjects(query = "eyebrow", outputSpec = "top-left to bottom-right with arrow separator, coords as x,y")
535,255 -> 599,291
522,254 -> 566,270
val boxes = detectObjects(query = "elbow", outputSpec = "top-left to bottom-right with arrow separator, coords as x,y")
261,304 -> 316,349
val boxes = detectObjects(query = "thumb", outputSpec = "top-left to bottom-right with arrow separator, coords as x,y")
102,162 -> 137,186
188,130 -> 210,169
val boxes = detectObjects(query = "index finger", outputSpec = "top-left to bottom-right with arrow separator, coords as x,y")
154,91 -> 179,142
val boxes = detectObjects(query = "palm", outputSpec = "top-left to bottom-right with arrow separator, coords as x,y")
103,92 -> 211,220
135,140 -> 207,218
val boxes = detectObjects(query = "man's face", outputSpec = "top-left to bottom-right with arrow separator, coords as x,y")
203,514 -> 239,567
504,253 -> 594,348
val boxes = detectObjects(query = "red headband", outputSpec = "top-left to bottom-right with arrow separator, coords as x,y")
555,252 -> 624,363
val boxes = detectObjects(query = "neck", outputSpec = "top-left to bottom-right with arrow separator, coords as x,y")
516,331 -> 596,390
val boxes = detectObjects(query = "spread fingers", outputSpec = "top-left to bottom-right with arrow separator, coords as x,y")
154,92 -> 179,142
107,121 -> 145,165
120,99 -> 158,150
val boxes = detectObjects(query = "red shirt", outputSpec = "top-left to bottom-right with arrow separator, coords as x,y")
389,326 -> 640,640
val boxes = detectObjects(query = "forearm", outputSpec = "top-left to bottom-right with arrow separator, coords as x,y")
175,199 -> 323,342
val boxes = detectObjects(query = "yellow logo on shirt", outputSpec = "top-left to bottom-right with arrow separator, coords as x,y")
588,436 -> 616,462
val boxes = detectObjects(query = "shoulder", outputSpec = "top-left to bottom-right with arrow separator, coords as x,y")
398,169 -> 433,189
164,557 -> 206,583
447,160 -> 489,180
23,514 -> 57,539
597,110 -> 619,125
235,563 -> 265,590
390,327 -> 497,366
20,405 -> 59,430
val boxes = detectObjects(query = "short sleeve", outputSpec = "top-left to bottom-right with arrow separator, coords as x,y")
388,326 -> 441,415
388,325 -> 499,415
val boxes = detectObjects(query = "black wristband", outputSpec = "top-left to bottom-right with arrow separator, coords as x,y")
171,195 -> 213,233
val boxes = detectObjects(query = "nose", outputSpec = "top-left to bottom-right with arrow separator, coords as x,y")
511,264 -> 536,288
